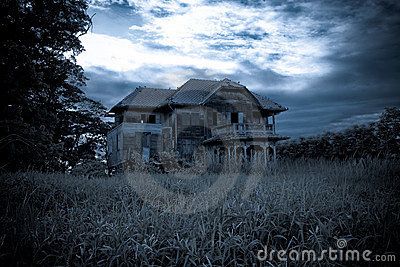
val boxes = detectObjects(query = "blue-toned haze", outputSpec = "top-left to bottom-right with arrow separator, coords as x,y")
78,0 -> 400,137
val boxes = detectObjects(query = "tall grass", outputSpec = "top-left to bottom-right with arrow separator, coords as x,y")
0,158 -> 399,265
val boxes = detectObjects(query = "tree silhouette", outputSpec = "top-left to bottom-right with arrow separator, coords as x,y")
0,0 -> 109,171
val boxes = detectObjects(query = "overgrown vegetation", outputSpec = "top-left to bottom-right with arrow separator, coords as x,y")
279,107 -> 400,160
1,159 -> 399,265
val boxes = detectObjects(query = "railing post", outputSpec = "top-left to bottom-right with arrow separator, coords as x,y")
263,145 -> 267,165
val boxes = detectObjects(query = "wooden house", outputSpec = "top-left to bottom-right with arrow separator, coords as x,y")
106,78 -> 288,168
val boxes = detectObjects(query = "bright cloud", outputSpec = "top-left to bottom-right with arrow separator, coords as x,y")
78,33 -> 238,73
128,1 -> 333,76
81,0 -> 343,88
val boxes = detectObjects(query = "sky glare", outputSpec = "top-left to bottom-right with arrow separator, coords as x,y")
78,0 -> 400,137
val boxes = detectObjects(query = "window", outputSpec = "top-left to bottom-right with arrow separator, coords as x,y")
141,114 -> 146,123
253,111 -> 261,123
148,114 -> 156,124
140,114 -> 157,123
231,112 -> 238,123
225,112 -> 231,123
213,112 -> 218,126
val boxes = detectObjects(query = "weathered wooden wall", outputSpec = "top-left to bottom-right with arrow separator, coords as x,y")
204,87 -> 267,126
107,85 -> 277,167
174,106 -> 206,158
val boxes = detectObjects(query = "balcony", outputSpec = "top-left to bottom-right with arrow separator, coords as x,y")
211,123 -> 274,138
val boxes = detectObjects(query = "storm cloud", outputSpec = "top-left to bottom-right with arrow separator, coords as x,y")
80,0 -> 400,137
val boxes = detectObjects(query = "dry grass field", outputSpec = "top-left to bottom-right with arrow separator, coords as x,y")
0,158 -> 399,265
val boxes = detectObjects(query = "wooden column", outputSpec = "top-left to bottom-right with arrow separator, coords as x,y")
243,145 -> 248,162
272,113 -> 276,134
173,111 -> 178,149
206,147 -> 208,164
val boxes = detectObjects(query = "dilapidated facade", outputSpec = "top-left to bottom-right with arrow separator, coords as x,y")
106,78 -> 288,168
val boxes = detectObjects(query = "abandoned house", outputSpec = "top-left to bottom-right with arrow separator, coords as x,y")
106,78 -> 288,168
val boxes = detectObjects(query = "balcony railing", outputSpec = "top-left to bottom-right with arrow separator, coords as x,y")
211,123 -> 274,137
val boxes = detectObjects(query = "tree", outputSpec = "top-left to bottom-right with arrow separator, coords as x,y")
0,0 -> 109,171
278,107 -> 400,160
377,107 -> 400,157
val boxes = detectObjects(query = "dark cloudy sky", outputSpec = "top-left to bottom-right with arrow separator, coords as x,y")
78,0 -> 400,137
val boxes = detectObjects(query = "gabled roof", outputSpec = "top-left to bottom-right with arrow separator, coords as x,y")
168,78 -> 244,105
110,87 -> 175,112
167,78 -> 287,112
109,78 -> 287,113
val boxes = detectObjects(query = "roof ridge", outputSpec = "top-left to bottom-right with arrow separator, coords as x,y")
188,78 -> 220,82
136,86 -> 173,91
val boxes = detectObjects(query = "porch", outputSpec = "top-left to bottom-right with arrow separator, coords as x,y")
204,141 -> 277,165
